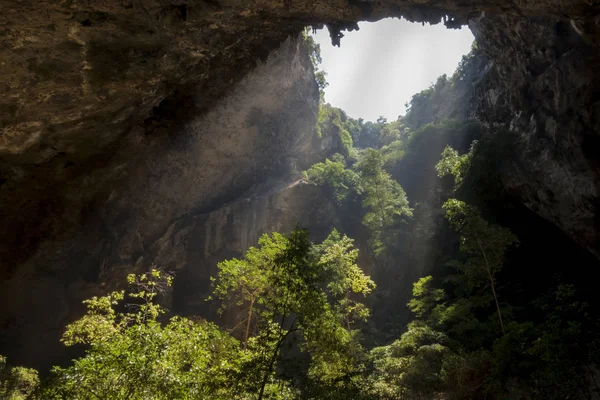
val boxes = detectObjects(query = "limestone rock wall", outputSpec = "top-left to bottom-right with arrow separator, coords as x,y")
470,15 -> 600,257
150,179 -> 337,319
0,36 -> 329,370
1,1 -> 598,273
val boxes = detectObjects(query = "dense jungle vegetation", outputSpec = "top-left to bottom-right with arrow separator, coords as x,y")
2,35 -> 600,400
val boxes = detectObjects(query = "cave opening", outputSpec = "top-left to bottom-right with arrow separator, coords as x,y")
311,18 -> 474,121
1,1 -> 600,397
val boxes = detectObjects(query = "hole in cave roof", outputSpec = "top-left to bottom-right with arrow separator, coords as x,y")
312,18 -> 474,122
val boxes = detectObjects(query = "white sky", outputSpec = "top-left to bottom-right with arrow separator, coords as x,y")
312,18 -> 474,121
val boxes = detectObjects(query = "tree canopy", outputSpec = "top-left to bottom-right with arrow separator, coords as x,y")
211,228 -> 375,398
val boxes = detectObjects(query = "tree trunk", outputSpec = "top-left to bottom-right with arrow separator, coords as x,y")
487,268 -> 506,336
258,332 -> 285,399
258,319 -> 297,400
244,298 -> 254,348
474,230 -> 506,336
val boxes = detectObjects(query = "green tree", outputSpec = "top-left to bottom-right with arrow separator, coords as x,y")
367,321 -> 450,399
211,228 -> 375,398
353,120 -> 382,149
491,284 -> 600,399
378,120 -> 407,146
310,230 -> 375,332
406,275 -> 492,352
303,157 -> 359,204
407,276 -> 445,322
0,356 -> 39,400
303,28 -> 328,102
442,199 -> 519,336
435,142 -> 476,189
356,149 -> 412,254
210,237 -> 274,347
315,104 -> 356,158
43,269 -> 241,400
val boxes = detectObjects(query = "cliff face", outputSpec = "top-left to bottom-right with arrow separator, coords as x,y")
401,13 -> 600,258
1,0 -> 599,372
0,36 -> 333,370
159,179 -> 337,319
1,1 -> 598,271
470,15 -> 600,257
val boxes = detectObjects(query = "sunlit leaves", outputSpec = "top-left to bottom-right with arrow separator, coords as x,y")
356,149 -> 412,254
0,356 -> 39,400
210,228 -> 374,396
366,322 -> 450,399
302,29 -> 328,102
303,158 -> 359,204
43,270 -> 241,400
435,142 -> 476,188
407,276 -> 445,320
313,229 -> 375,301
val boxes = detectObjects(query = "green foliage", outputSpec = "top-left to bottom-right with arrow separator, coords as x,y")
393,208 -> 600,399
338,127 -> 354,158
5,39 -> 597,400
308,107 -> 418,260
302,29 -> 328,101
483,283 -> 600,400
353,120 -> 383,149
315,70 -> 328,100
311,229 -> 376,327
497,284 -> 600,400
314,103 -> 412,159
443,200 -> 519,289
315,104 -> 357,157
449,41 -> 479,87
43,269 -> 242,400
2,229 -> 375,400
437,297 -> 491,350
379,139 -> 406,166
403,42 -> 479,131
407,276 -> 445,321
403,74 -> 451,130
356,149 -> 413,254
405,273 -> 490,350
366,322 -> 450,399
443,199 -> 518,336
0,356 -> 39,400
345,116 -> 407,151
378,120 -> 407,146
303,157 -> 359,204
435,141 -> 476,188
442,350 -> 493,400
211,228 -> 375,398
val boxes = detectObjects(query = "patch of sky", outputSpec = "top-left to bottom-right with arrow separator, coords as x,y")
312,18 -> 474,121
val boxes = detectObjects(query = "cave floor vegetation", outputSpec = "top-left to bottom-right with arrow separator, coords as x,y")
2,16 -> 600,400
